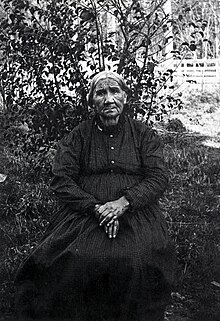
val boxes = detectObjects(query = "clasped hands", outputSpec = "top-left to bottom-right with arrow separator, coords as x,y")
94,196 -> 129,239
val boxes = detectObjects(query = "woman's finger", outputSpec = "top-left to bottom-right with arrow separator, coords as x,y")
97,202 -> 111,214
100,213 -> 116,226
99,208 -> 111,222
113,220 -> 119,238
106,216 -> 118,226
107,224 -> 113,239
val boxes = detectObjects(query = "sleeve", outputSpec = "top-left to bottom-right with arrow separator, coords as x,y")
123,128 -> 168,210
50,128 -> 100,213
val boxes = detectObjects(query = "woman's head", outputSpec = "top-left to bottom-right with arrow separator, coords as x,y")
88,71 -> 129,121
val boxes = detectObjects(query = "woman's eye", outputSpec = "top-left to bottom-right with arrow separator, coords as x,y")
96,91 -> 105,96
111,88 -> 121,95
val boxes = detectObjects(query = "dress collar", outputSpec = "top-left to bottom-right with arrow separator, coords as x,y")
94,113 -> 126,135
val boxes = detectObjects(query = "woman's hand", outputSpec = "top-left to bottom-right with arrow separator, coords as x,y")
94,204 -> 120,238
104,219 -> 119,239
94,204 -> 101,219
97,196 -> 129,226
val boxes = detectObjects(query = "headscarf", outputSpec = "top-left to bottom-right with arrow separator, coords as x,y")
88,71 -> 130,107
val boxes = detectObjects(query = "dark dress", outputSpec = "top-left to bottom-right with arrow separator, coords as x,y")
15,115 -> 176,321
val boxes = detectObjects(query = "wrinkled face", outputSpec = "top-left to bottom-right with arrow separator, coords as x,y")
92,78 -> 127,119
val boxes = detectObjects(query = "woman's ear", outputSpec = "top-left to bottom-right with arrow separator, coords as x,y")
123,92 -> 127,103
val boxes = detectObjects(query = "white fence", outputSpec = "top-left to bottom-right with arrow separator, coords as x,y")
173,58 -> 220,85
156,58 -> 220,92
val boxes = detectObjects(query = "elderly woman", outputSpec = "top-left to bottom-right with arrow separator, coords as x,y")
15,71 -> 176,321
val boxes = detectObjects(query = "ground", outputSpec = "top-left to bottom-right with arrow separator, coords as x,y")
168,90 -> 220,147
163,89 -> 220,321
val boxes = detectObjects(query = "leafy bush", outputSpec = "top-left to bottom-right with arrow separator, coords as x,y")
165,118 -> 186,132
0,0 -> 208,154
0,0 -> 209,186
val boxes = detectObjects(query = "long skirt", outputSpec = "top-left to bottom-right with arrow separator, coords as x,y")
15,207 -> 176,321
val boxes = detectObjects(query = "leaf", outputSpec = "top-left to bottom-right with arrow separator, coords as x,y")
189,22 -> 197,28
80,9 -> 94,22
185,7 -> 191,13
199,31 -> 204,37
0,174 -> 7,183
88,46 -> 96,54
189,43 -> 197,51
164,35 -> 173,44
211,281 -> 220,288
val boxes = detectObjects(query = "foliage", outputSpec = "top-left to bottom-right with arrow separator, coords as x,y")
165,118 -> 186,132
0,0 -> 209,168
172,0 -> 220,59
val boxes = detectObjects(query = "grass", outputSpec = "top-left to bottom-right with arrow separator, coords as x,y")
0,108 -> 220,320
163,132 -> 220,320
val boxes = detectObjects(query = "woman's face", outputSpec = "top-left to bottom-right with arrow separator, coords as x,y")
92,78 -> 127,119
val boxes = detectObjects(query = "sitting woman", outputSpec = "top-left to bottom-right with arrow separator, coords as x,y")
15,71 -> 176,321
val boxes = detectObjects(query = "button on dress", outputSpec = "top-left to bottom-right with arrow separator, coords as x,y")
15,115 -> 176,321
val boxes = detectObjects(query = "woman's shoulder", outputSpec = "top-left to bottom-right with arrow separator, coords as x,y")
127,116 -> 157,137
59,118 -> 94,146
127,117 -> 163,151
69,118 -> 95,135
72,118 -> 93,134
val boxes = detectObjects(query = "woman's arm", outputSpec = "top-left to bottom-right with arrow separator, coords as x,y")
50,128 -> 100,213
93,126 -> 167,225
123,128 -> 168,210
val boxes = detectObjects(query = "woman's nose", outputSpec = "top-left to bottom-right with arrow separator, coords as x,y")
104,91 -> 114,104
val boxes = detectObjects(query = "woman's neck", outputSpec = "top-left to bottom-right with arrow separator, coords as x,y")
99,115 -> 120,127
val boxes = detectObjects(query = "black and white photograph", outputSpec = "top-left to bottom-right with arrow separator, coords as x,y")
0,1 -> 219,320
